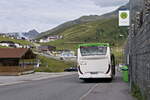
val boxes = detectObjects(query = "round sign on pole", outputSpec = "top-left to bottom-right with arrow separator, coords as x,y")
119,10 -> 130,26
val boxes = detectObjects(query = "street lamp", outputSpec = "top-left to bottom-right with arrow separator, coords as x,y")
116,34 -> 124,65
119,34 -> 124,37
119,34 -> 124,64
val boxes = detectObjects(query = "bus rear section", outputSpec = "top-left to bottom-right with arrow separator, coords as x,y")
77,43 -> 115,80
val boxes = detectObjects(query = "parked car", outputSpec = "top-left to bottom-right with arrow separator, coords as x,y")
64,67 -> 78,72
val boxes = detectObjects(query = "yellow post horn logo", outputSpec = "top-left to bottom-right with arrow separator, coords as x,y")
120,12 -> 128,19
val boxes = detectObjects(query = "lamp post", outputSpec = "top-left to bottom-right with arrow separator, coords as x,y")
116,34 -> 124,64
116,34 -> 124,71
119,34 -> 124,64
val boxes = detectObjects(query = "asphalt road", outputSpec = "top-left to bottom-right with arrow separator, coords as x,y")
0,73 -> 136,100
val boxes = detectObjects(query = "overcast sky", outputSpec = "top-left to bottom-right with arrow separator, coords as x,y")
0,0 -> 128,33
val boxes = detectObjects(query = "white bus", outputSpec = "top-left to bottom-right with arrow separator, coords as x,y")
77,43 -> 115,80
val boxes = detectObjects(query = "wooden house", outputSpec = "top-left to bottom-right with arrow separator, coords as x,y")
0,48 -> 36,75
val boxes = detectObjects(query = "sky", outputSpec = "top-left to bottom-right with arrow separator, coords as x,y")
0,0 -> 128,33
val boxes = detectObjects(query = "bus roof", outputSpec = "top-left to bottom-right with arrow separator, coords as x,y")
78,43 -> 109,48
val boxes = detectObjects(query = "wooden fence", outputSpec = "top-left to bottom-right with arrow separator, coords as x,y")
0,66 -> 34,75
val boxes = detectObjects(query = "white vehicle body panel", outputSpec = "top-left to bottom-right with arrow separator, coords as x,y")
77,45 -> 112,79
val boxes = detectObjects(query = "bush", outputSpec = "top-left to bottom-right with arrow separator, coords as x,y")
132,84 -> 145,100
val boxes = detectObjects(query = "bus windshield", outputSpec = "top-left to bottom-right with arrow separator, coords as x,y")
80,46 -> 107,56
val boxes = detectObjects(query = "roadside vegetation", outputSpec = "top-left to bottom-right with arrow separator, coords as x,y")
35,55 -> 76,72
132,84 -> 145,100
0,45 -> 9,48
112,46 -> 124,64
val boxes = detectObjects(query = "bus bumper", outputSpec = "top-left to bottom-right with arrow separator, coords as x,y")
79,73 -> 112,79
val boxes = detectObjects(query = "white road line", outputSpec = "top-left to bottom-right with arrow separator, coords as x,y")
0,73 -> 77,86
79,84 -> 99,100
0,81 -> 26,86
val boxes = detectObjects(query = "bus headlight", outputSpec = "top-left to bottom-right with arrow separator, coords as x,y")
80,61 -> 87,65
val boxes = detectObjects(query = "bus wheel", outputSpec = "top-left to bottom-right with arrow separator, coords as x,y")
108,78 -> 113,82
82,79 -> 90,82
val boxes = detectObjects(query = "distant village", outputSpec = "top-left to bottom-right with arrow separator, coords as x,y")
0,33 -> 75,58
39,35 -> 63,43
0,32 -> 63,43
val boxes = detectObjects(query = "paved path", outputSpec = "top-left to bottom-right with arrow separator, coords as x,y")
81,73 -> 136,100
0,72 -> 76,86
0,72 -> 136,100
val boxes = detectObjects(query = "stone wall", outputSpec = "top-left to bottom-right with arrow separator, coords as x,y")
125,0 -> 150,99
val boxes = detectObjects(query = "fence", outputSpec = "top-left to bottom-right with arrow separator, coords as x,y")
125,0 -> 150,99
0,66 -> 34,75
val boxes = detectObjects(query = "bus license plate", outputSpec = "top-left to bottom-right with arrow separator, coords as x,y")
90,72 -> 98,74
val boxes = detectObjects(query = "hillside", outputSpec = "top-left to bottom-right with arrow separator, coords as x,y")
40,17 -> 127,64
36,14 -> 116,39
36,3 -> 129,64
36,3 -> 129,39
42,17 -> 127,50
36,14 -> 117,39
0,36 -> 33,47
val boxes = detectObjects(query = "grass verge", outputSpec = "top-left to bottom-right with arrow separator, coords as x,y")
0,45 -> 9,48
112,47 -> 124,64
132,84 -> 145,100
35,55 -> 76,72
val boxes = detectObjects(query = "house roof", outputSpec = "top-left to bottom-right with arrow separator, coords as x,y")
0,48 -> 29,58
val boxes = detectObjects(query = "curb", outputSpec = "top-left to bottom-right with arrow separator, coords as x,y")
0,72 -> 77,86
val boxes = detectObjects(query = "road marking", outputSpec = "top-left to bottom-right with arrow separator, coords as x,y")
0,81 -> 26,86
0,73 -> 77,86
79,84 -> 99,100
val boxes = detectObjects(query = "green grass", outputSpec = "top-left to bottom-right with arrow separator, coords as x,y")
112,47 -> 124,64
35,55 -> 76,72
132,84 -> 145,100
0,36 -> 33,46
0,45 -> 9,48
42,17 -> 127,50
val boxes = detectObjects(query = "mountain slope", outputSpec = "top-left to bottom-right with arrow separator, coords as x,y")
42,17 -> 127,50
36,3 -> 129,39
23,29 -> 39,39
36,14 -> 116,39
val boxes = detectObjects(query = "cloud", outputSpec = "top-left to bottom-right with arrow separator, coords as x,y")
0,0 -> 127,33
91,0 -> 129,7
